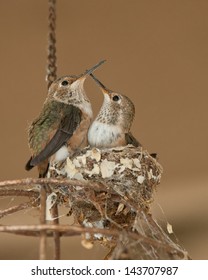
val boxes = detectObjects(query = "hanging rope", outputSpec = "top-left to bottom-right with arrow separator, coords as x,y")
46,0 -> 57,88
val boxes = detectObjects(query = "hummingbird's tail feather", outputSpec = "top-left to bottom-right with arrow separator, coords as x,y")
25,157 -> 34,171
25,157 -> 49,177
150,153 -> 158,159
125,132 -> 142,147
38,165 -> 49,178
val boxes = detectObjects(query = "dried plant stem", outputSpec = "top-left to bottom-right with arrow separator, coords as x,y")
39,186 -> 47,260
0,189 -> 39,198
0,223 -> 186,256
51,203 -> 60,259
0,202 -> 33,219
0,177 -> 102,189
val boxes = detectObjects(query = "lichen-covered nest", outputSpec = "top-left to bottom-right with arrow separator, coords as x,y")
49,145 -> 162,220
47,145 -> 188,259
49,148 -> 157,237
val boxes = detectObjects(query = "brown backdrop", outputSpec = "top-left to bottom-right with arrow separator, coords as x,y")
0,0 -> 207,259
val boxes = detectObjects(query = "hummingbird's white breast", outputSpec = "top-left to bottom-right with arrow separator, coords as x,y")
88,120 -> 122,148
79,100 -> 93,119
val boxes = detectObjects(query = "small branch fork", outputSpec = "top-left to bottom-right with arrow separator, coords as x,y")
0,177 -> 102,260
0,178 -> 116,259
0,177 -> 125,260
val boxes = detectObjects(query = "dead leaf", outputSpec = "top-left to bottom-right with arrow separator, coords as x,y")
167,222 -> 173,234
100,159 -> 116,178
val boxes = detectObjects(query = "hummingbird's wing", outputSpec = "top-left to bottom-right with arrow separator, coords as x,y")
26,105 -> 82,169
125,132 -> 157,159
125,132 -> 142,147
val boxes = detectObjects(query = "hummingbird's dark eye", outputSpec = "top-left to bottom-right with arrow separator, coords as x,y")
61,80 -> 69,86
112,95 -> 120,102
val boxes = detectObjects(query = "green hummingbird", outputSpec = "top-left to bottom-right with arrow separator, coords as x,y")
25,60 -> 105,177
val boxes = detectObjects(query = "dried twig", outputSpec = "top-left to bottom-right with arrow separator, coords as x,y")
0,202 -> 34,219
51,203 -> 61,260
0,177 -> 103,189
39,186 -> 47,260
0,189 -> 39,198
0,224 -> 188,257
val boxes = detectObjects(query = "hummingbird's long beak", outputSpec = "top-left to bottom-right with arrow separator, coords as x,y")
90,73 -> 111,94
77,60 -> 106,80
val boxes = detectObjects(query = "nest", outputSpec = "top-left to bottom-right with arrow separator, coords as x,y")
0,145 -> 190,259
47,145 -> 189,259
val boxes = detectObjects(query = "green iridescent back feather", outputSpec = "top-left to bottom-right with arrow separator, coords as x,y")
28,101 -> 67,155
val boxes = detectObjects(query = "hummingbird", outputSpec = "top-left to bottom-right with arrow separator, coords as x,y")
25,60 -> 105,178
88,74 -> 142,148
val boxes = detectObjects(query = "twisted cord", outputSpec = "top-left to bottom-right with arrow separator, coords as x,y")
46,0 -> 57,88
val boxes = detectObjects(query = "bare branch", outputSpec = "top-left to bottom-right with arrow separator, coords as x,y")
0,202 -> 34,219
39,186 -> 47,260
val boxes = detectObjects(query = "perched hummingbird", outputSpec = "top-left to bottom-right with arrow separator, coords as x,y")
25,60 -> 105,177
88,74 -> 141,148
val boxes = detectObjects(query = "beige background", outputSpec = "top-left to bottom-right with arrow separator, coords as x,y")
0,0 -> 208,259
